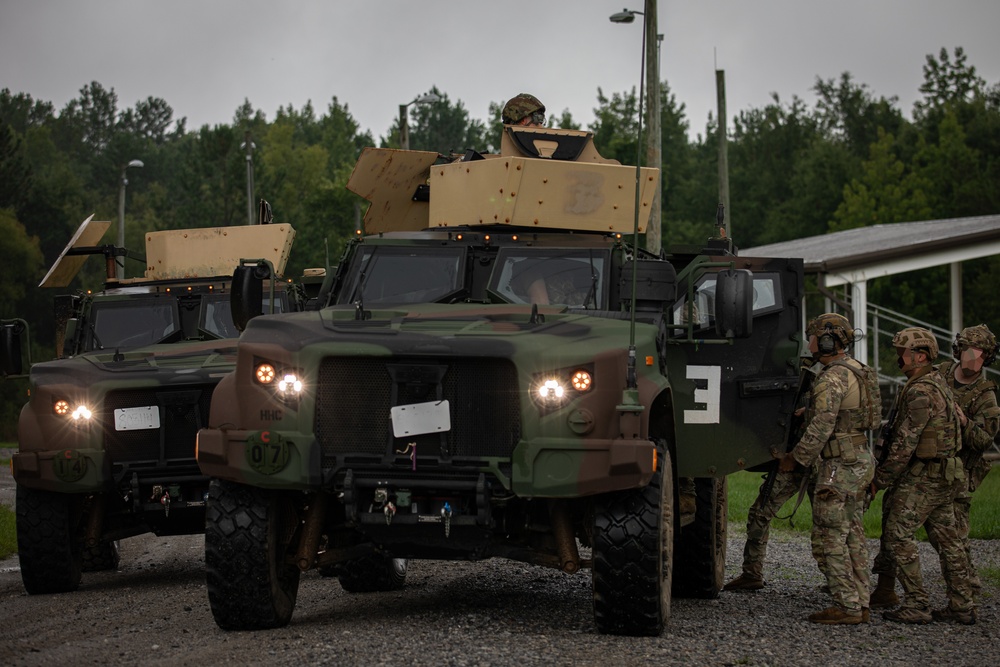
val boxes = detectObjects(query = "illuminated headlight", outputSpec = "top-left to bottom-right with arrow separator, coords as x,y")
255,363 -> 276,384
531,367 -> 594,409
537,379 -> 565,401
277,374 -> 303,396
253,359 -> 304,403
71,405 -> 93,421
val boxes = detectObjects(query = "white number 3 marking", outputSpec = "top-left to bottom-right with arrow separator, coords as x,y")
684,365 -> 721,424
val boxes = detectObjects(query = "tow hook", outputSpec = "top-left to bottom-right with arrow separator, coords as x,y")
441,502 -> 453,538
151,485 -> 171,517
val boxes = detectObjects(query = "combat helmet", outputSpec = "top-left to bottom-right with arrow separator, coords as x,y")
891,326 -> 939,360
952,324 -> 997,366
501,93 -> 545,125
806,312 -> 854,353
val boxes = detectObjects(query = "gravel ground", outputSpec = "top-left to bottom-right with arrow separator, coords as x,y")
0,458 -> 997,666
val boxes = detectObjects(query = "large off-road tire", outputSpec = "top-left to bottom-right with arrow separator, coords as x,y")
672,476 -> 728,599
337,554 -> 408,593
205,479 -> 301,630
15,485 -> 82,594
81,539 -> 121,572
592,444 -> 674,636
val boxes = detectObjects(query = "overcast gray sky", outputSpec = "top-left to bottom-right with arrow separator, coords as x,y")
2,1 -> 999,142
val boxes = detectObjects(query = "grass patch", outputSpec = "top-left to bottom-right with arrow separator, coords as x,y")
728,467 -> 1000,540
0,505 -> 14,560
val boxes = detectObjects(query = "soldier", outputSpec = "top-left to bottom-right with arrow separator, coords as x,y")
775,313 -> 880,624
723,358 -> 820,593
501,93 -> 546,127
939,324 -> 999,615
873,327 -> 975,624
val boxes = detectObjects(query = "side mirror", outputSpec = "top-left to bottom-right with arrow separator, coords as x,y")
232,262 -> 272,332
714,269 -> 753,338
1,319 -> 29,377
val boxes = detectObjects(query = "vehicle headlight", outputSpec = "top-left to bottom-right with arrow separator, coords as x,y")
277,373 -> 303,397
531,367 -> 594,409
253,359 -> 304,403
71,405 -> 93,421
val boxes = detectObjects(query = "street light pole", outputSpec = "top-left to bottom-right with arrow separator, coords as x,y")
116,158 -> 144,279
610,7 -> 647,389
399,92 -> 441,151
241,133 -> 256,225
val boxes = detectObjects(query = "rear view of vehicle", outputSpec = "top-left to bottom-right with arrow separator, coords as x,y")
4,221 -> 299,594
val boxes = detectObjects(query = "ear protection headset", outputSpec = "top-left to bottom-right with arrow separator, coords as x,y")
818,330 -> 837,354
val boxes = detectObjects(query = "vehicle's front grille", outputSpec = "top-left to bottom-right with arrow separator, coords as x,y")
315,357 -> 521,465
102,386 -> 214,464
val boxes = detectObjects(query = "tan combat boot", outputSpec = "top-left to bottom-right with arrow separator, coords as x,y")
868,574 -> 899,608
931,606 -> 976,625
807,606 -> 864,625
723,573 -> 765,591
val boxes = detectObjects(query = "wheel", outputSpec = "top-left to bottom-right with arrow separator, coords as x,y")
15,485 -> 82,594
337,554 -> 408,593
205,479 -> 301,630
81,539 -> 121,572
672,476 -> 728,598
592,443 -> 673,636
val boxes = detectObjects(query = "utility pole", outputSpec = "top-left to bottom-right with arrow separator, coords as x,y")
644,0 -> 661,254
716,68 -> 731,239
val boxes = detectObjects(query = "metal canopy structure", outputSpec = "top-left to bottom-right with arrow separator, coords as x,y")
741,214 -> 1000,363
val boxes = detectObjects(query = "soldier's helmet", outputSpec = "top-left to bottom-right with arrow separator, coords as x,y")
806,312 -> 854,350
892,326 -> 939,360
501,93 -> 545,125
953,324 -> 997,366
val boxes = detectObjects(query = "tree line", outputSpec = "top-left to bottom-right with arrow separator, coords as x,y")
0,47 -> 997,436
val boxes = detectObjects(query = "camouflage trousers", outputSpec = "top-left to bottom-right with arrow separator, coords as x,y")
883,471 -> 974,613
954,489 -> 983,599
740,467 -> 813,579
810,450 -> 874,613
872,486 -> 896,577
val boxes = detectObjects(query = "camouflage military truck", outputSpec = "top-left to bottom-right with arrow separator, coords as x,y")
1,219 -> 304,595
197,127 -> 805,635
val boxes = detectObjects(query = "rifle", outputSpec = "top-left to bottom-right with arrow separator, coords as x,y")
759,357 -> 818,502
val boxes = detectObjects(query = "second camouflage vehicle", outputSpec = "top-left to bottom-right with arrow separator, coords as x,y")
4,219 -> 300,594
197,127 -> 804,635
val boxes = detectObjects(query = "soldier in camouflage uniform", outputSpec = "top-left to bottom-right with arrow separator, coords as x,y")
724,357 -> 820,592
938,324 -> 999,615
776,313 -> 880,624
501,93 -> 546,126
873,327 -> 975,625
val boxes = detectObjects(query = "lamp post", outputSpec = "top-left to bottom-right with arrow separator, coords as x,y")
398,92 -> 441,151
611,2 -> 660,253
116,159 -> 144,279
610,7 -> 648,389
241,133 -> 256,225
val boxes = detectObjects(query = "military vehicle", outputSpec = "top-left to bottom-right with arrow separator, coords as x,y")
197,127 -> 804,635
2,219 -> 301,594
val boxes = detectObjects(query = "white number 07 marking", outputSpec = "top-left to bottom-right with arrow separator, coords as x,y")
684,365 -> 721,424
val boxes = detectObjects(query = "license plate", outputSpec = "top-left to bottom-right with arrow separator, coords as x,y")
114,406 -> 160,431
390,400 -> 451,438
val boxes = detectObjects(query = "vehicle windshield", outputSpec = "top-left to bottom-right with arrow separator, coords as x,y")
202,295 -> 240,339
337,246 -> 465,305
489,248 -> 608,308
88,300 -> 179,350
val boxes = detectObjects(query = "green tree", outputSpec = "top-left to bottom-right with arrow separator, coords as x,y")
831,128 -> 932,231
